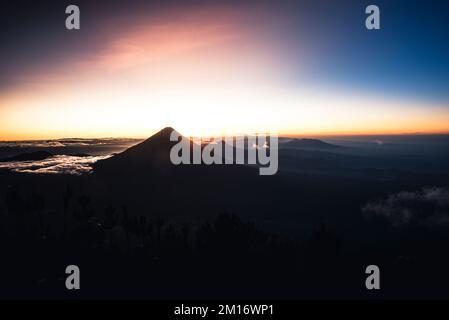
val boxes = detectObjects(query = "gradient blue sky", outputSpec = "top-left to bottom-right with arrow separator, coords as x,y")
1,0 -> 448,138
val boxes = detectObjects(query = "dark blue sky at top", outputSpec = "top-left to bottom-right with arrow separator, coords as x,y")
271,0 -> 449,105
1,0 -> 448,105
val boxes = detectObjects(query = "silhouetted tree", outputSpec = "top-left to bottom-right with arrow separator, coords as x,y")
120,205 -> 131,252
155,216 -> 165,244
138,215 -> 147,246
74,195 -> 93,225
62,184 -> 73,239
5,186 -> 25,219
307,222 -> 341,265
28,192 -> 45,239
104,206 -> 117,245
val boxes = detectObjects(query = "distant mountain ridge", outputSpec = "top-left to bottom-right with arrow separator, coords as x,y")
281,138 -> 340,150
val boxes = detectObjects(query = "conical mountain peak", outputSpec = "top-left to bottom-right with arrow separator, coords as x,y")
153,126 -> 176,137
93,126 -> 184,174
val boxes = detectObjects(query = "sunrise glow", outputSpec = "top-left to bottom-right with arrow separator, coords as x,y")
1,3 -> 448,140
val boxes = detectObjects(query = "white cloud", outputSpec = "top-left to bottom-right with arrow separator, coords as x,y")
0,155 -> 111,175
362,187 -> 449,227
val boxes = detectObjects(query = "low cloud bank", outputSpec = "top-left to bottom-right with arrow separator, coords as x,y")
0,155 -> 111,175
0,138 -> 141,148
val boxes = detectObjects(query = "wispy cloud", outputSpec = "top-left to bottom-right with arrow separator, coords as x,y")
362,187 -> 449,227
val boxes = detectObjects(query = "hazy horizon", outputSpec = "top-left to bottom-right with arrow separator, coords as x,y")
1,130 -> 449,142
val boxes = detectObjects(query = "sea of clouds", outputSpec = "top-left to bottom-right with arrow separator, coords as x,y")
0,154 -> 111,175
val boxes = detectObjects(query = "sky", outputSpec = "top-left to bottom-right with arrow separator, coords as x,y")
1,0 -> 449,139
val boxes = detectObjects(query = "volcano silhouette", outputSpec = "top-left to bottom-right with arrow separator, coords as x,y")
94,127 -> 181,174
91,127 -> 276,216
93,127 -> 258,178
